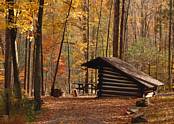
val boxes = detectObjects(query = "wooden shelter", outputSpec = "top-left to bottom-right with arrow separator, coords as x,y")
82,57 -> 163,97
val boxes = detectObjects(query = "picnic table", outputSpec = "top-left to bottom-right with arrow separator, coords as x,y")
73,83 -> 97,94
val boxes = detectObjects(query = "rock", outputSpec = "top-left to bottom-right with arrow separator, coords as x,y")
51,89 -> 63,97
131,114 -> 148,124
136,99 -> 148,107
127,106 -> 140,115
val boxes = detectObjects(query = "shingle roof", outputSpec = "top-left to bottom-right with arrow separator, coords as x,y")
82,57 -> 163,88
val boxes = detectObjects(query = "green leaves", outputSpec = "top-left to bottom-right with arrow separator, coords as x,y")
127,37 -> 158,65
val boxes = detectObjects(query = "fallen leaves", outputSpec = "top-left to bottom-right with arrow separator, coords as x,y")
34,97 -> 136,124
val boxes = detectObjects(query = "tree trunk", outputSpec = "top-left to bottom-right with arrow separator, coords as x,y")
33,0 -> 44,111
106,0 -> 113,57
4,28 -> 11,116
113,0 -> 120,57
4,0 -> 14,115
67,38 -> 71,94
27,41 -> 31,94
24,34 -> 28,91
41,39 -> 44,95
123,0 -> 130,57
11,28 -> 22,100
95,0 -> 103,57
119,0 -> 125,59
31,40 -> 36,96
168,0 -> 173,90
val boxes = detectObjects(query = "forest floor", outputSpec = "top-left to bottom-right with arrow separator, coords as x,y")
34,94 -> 174,124
34,96 -> 136,124
140,93 -> 174,124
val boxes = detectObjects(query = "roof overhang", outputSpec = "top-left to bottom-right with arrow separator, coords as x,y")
82,57 -> 164,88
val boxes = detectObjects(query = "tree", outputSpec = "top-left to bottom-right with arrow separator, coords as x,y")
119,0 -> 125,59
51,0 -> 73,96
113,0 -> 120,57
11,10 -> 22,100
168,0 -> 173,90
4,0 -> 13,115
4,0 -> 22,115
33,0 -> 44,111
106,0 -> 113,57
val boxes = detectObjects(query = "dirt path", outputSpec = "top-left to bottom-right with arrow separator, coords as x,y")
34,97 -> 136,124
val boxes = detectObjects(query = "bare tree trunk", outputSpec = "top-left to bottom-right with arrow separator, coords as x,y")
168,0 -> 173,90
119,0 -> 125,59
11,28 -> 22,100
95,0 -> 103,57
31,41 -> 36,96
24,34 -> 28,91
27,41 -> 31,94
159,4 -> 163,52
33,0 -> 44,111
106,0 -> 113,57
67,38 -> 71,94
4,0 -> 14,115
5,0 -> 22,100
140,1 -> 145,37
41,39 -> 44,95
4,29 -> 11,116
123,0 -> 130,57
113,0 -> 120,57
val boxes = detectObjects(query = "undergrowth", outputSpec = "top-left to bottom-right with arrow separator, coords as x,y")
0,92 -> 37,123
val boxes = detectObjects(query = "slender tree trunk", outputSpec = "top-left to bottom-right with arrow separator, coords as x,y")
168,0 -> 173,90
31,41 -> 36,96
11,28 -> 22,100
33,0 -> 44,111
159,4 -> 163,52
4,0 -> 14,115
101,34 -> 104,56
5,0 -> 22,100
106,0 -> 113,57
141,1 -> 145,37
4,29 -> 11,116
85,0 -> 90,93
95,0 -> 103,57
113,0 -> 120,57
51,0 -> 73,96
27,41 -> 31,94
123,0 -> 130,56
119,0 -> 125,59
41,39 -> 44,95
67,39 -> 71,94
24,34 -> 28,91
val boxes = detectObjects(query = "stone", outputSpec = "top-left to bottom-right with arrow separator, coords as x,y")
131,114 -> 148,124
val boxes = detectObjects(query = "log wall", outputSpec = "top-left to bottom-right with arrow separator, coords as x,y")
98,66 -> 143,97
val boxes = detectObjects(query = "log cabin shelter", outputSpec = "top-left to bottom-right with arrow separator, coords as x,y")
81,57 -> 163,98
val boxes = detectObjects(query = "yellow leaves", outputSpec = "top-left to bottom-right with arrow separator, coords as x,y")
71,11 -> 83,19
0,1 -> 37,33
0,54 -> 4,62
71,40 -> 86,68
72,0 -> 81,8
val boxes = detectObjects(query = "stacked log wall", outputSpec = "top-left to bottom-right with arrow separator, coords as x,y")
98,66 -> 143,97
